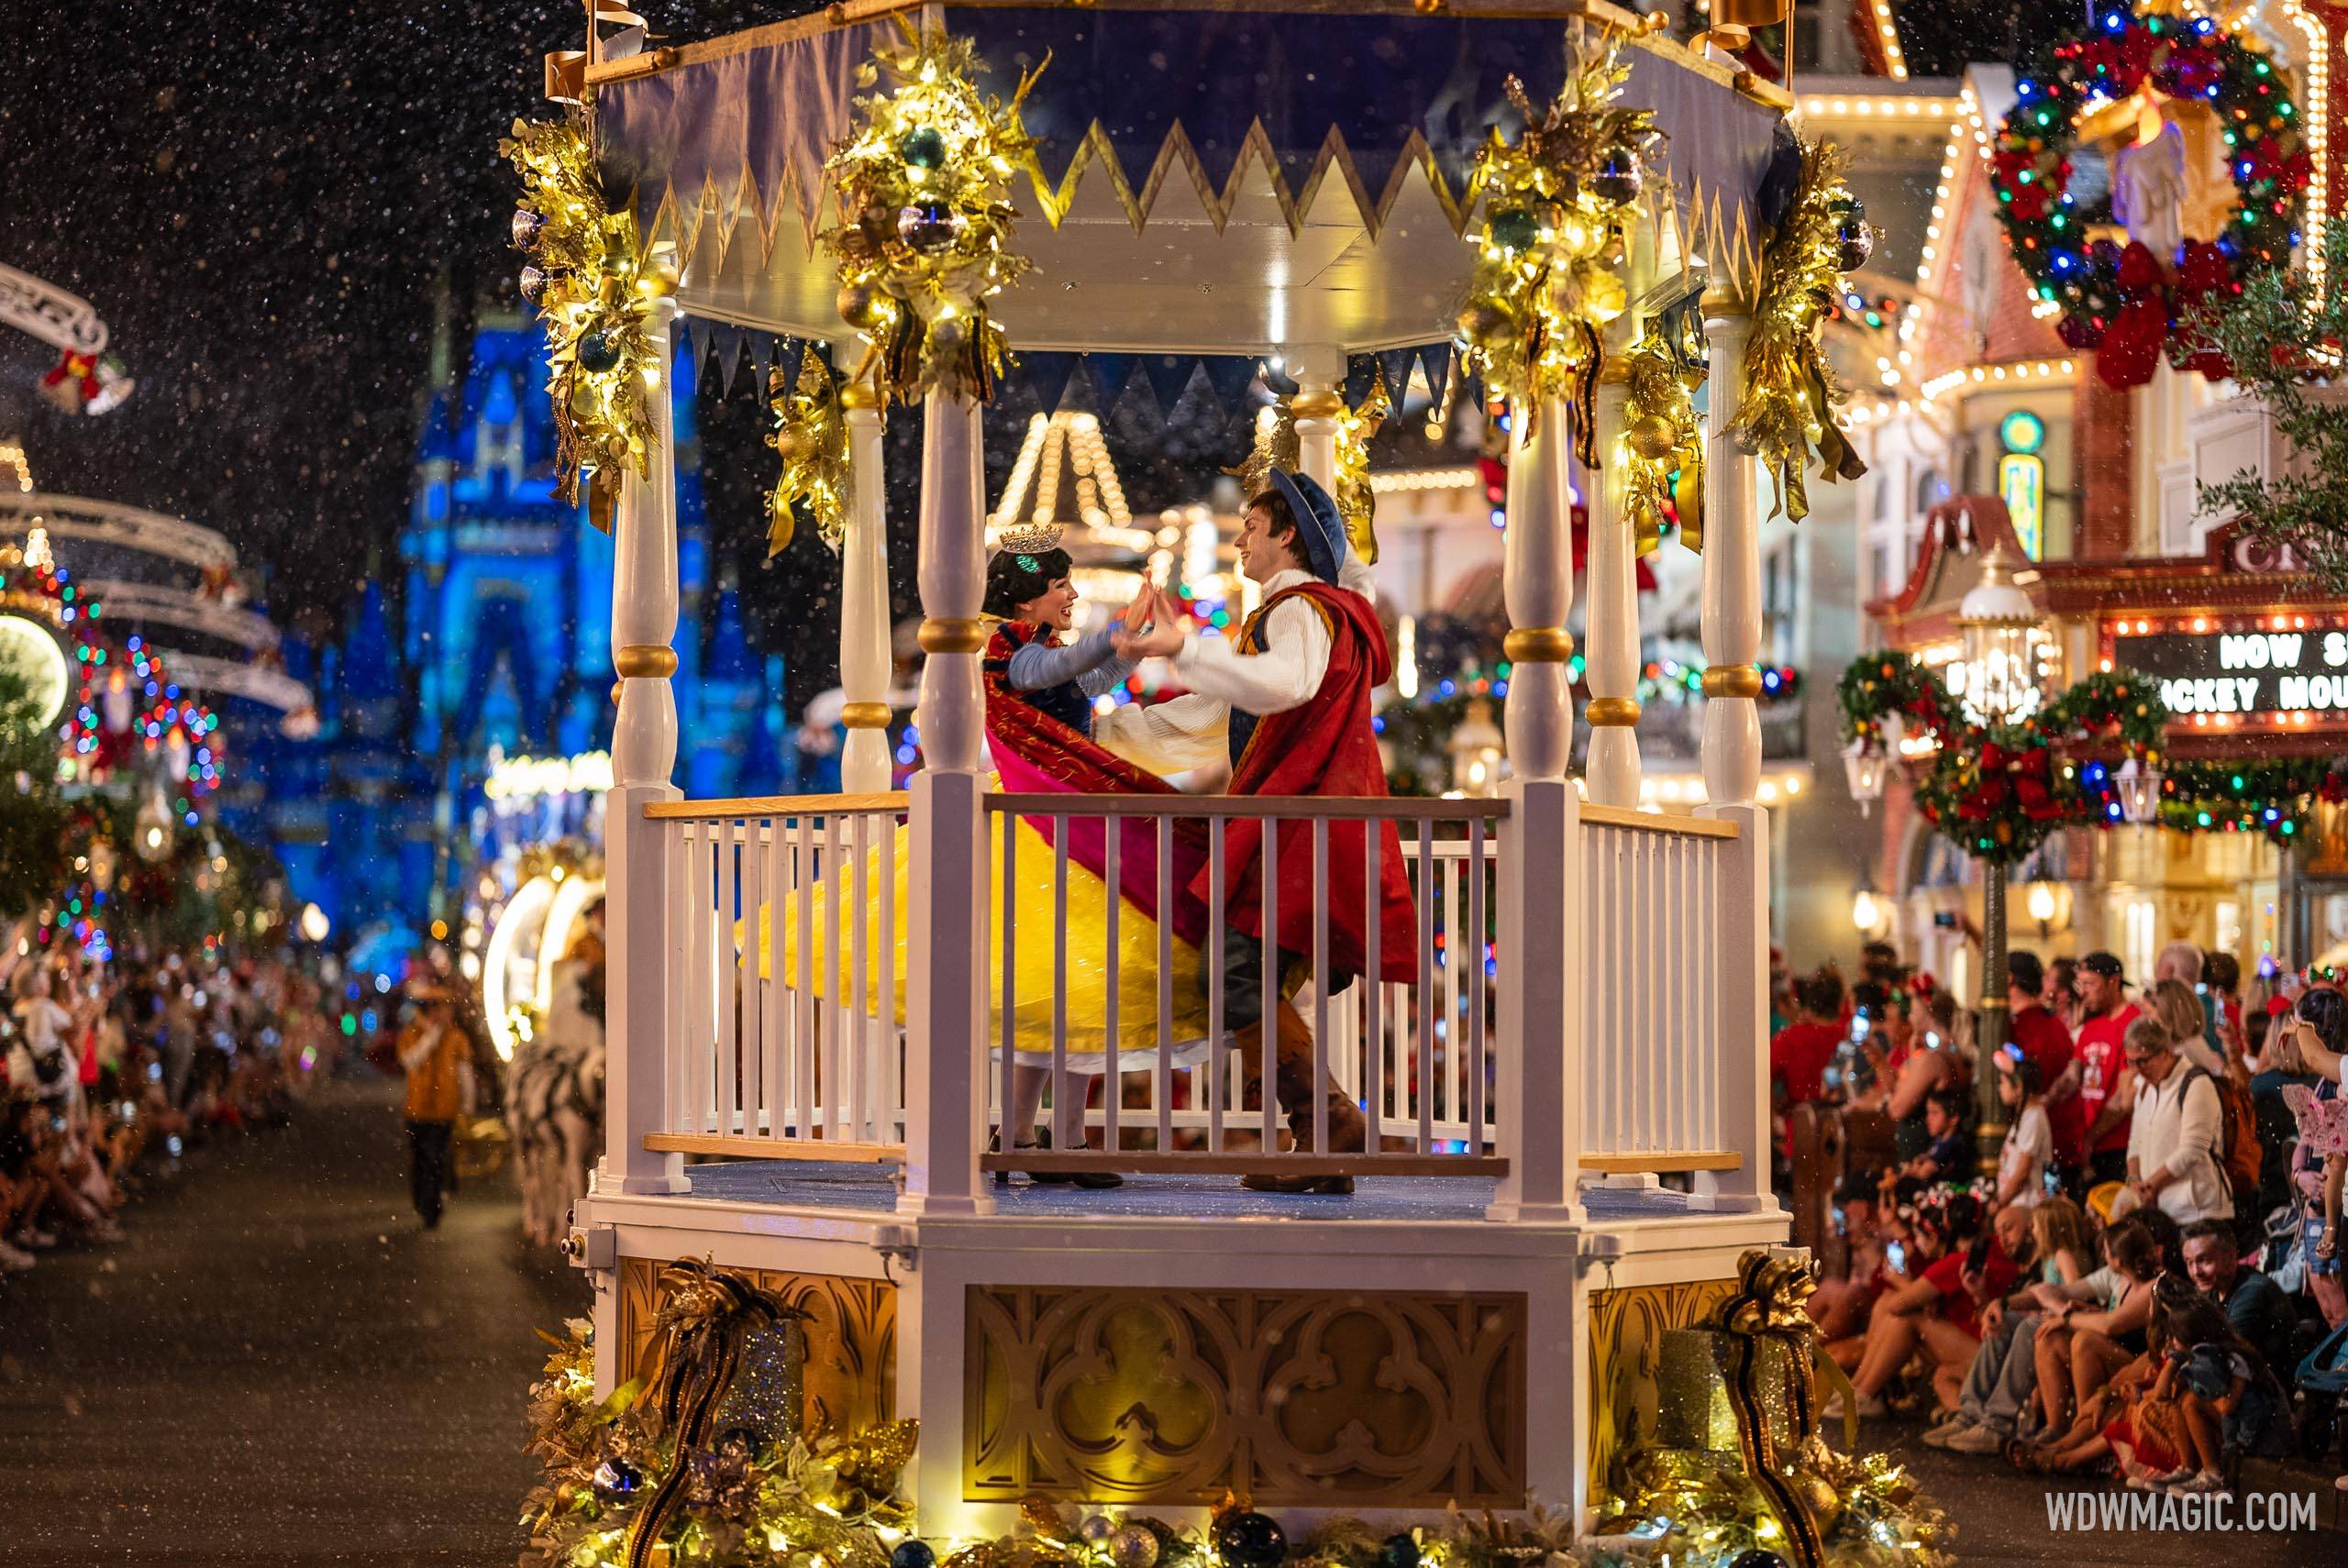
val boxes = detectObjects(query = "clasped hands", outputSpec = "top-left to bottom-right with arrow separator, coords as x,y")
1112,585 -> 1190,660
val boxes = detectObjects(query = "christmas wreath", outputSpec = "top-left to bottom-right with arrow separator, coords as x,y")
1989,6 -> 2308,389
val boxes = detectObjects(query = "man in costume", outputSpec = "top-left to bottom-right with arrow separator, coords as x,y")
1105,469 -> 1416,1193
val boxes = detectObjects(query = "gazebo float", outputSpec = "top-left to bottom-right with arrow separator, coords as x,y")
515,0 -> 1888,1545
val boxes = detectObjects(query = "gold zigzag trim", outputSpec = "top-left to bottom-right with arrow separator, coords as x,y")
639,123 -> 1763,300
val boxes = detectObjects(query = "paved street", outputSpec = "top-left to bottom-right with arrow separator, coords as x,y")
3,1085 -> 2342,1566
0,1079 -> 585,1566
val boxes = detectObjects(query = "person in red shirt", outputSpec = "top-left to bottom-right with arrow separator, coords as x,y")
1770,970 -> 1846,1131
1833,1189 -> 2020,1419
2006,951 -> 2081,1169
2068,951 -> 2141,1187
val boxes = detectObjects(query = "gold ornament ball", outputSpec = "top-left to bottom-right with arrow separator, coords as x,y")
770,426 -> 812,464
1626,413 -> 1678,460
1456,301 -> 1510,341
1111,1527 -> 1160,1568
837,282 -> 887,331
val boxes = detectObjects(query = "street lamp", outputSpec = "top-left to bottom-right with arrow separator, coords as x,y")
1843,740 -> 1888,815
1449,696 -> 1506,797
1955,539 -> 2043,1175
1851,878 -> 1882,936
2113,756 -> 2164,825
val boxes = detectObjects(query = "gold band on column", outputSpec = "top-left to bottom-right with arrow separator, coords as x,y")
1700,277 -> 1756,317
1288,388 -> 1345,418
1700,664 -> 1764,700
1502,627 -> 1575,664
615,644 -> 679,679
839,701 -> 893,729
917,617 -> 989,654
839,381 -> 883,411
1584,697 -> 1643,727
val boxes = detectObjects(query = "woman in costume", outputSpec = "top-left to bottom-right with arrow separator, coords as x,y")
762,535 -> 1214,1180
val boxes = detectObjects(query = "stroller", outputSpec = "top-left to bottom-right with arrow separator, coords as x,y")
2294,1319 -> 2348,1466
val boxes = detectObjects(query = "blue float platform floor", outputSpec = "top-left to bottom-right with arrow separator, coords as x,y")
670,1159 -> 1718,1222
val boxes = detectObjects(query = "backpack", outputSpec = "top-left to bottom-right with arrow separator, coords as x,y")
2183,1066 -> 2262,1200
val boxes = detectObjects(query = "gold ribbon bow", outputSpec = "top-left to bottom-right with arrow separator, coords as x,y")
1704,1250 -> 1857,1568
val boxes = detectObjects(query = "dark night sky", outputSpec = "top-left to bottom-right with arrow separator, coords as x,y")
1,2 -> 2059,684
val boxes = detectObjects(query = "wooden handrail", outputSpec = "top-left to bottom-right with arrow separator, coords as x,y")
1580,803 -> 1739,840
645,791 -> 909,821
985,793 -> 1510,821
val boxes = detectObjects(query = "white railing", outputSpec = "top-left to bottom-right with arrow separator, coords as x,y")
1578,805 -> 1740,1174
982,795 -> 1502,1175
643,793 -> 911,1160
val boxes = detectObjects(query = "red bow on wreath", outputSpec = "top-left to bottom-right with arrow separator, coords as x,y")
39,350 -> 100,414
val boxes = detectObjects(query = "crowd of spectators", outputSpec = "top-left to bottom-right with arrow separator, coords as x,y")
0,933 -> 337,1274
1774,937 -> 2348,1496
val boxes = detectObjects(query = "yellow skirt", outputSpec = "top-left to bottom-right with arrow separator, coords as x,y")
751,811 -> 1213,1070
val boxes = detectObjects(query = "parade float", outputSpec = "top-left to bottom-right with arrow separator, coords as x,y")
503,1 -> 1934,1561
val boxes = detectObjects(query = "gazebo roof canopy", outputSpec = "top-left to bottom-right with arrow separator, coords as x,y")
595,0 -> 1786,358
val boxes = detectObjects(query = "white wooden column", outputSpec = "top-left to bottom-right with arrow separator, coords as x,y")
1289,344 -> 1345,494
598,301 -> 689,1204
1695,283 -> 1776,1213
1584,372 -> 1643,806
837,383 -> 894,793
901,386 -> 992,1216
1488,397 -> 1584,1223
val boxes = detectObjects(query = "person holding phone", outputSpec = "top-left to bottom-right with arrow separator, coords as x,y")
1828,1189 -> 2018,1420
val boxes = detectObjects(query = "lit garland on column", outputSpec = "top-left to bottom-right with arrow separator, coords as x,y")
1453,30 -> 1658,458
1728,138 -> 1869,523
1618,320 -> 1705,553
821,23 -> 1044,406
503,116 -> 676,528
764,353 -> 851,555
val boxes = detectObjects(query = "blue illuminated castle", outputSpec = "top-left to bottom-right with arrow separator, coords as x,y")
296,305 -> 786,939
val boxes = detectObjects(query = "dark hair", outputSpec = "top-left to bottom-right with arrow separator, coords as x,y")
2181,1218 -> 2239,1253
1925,1086 -> 1967,1122
1922,1189 -> 1984,1245
1851,979 -> 1890,1017
2205,952 -> 2240,993
1995,1043 -> 2044,1096
981,546 -> 1074,620
2136,1206 -> 2184,1272
1834,1169 -> 1881,1208
2151,1270 -> 2239,1357
1797,969 -> 1845,1019
2008,950 -> 2045,998
2299,986 -> 2348,1051
2104,1216 -> 2161,1279
1243,489 -> 1310,568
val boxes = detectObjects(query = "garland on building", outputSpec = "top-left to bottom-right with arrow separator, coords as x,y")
1989,6 -> 2308,390
1454,30 -> 1659,457
765,352 -> 852,556
1619,319 -> 1705,553
822,22 -> 1044,406
504,116 -> 675,528
1838,654 -> 2166,864
1728,135 -> 1868,524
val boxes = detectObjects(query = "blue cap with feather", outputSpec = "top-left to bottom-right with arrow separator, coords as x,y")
1264,469 -> 1346,585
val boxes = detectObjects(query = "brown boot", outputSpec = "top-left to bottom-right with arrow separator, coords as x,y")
1236,1000 -> 1363,1194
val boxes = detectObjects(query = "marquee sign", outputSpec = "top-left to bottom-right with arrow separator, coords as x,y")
2105,614 -> 2348,730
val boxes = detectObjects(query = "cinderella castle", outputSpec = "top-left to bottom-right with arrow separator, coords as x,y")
289,301 -> 788,940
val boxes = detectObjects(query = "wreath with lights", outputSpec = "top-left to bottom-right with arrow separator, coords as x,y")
1989,6 -> 2309,390
1838,654 -> 2167,864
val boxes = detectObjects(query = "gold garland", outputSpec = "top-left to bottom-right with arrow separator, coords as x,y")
1619,320 -> 1705,555
1454,30 -> 1658,457
765,353 -> 851,555
503,116 -> 674,529
823,22 -> 1045,406
1228,378 -> 1391,565
1726,137 -> 1868,524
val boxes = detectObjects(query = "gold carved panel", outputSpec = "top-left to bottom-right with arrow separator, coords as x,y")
1584,1277 -> 1737,1508
965,1284 -> 1526,1508
615,1258 -> 897,1438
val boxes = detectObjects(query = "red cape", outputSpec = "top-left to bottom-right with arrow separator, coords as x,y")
1204,582 -> 1419,985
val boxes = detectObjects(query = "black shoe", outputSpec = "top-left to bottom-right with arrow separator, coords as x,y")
1239,1172 -> 1355,1195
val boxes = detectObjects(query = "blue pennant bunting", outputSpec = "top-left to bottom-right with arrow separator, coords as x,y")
1139,353 -> 1201,414
1198,354 -> 1262,416
1344,354 -> 1383,407
1085,354 -> 1138,413
1377,348 -> 1418,407
1016,351 -> 1081,412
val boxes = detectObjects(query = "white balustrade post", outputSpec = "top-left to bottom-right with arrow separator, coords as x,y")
1289,344 -> 1346,494
901,387 -> 992,1216
1584,372 -> 1644,806
1695,285 -> 1777,1213
1488,397 -> 1584,1223
837,383 -> 894,792
598,301 -> 691,1205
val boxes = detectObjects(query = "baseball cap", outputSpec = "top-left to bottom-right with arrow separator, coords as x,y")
2079,951 -> 2127,983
